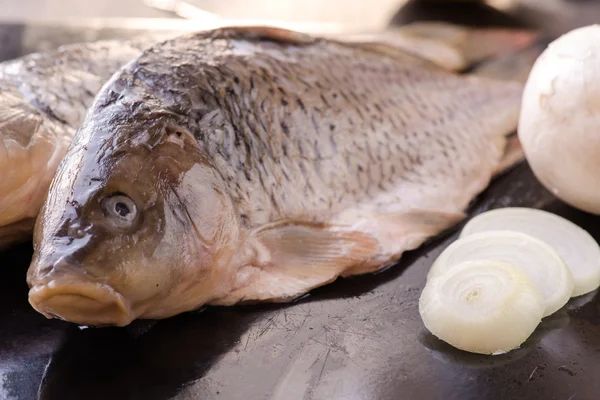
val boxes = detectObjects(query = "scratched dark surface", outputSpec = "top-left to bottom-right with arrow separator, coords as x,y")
2,2 -> 600,400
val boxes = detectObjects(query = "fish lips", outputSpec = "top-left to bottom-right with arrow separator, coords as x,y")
28,279 -> 134,327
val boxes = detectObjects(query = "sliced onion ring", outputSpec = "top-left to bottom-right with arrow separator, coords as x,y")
427,230 -> 574,317
420,259 -> 545,355
460,207 -> 600,297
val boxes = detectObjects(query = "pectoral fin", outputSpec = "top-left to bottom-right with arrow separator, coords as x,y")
333,207 -> 465,276
210,221 -> 379,305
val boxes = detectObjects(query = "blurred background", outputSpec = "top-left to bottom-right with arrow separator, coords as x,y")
2,0 -> 599,63
1,0 -> 599,37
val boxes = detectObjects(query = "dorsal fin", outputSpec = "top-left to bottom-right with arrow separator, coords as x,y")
340,33 -> 465,71
335,22 -> 540,72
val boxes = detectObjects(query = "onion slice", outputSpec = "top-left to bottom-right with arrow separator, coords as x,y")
420,260 -> 545,355
427,231 -> 573,317
460,207 -> 600,297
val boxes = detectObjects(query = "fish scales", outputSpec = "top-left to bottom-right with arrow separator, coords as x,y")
102,30 -> 519,227
0,39 -> 155,131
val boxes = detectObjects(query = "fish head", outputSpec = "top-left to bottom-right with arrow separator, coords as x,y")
27,101 -> 240,327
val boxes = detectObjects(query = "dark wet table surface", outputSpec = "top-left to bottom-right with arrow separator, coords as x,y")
2,165 -> 600,400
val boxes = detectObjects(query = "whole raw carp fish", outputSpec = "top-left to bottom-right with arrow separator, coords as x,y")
27,26 -> 532,326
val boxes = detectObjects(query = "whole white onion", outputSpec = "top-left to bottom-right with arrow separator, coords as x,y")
519,25 -> 600,214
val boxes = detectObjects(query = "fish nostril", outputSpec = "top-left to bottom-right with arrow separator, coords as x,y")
39,265 -> 54,277
35,254 -> 86,282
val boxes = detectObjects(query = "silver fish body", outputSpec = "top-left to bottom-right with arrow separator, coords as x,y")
27,26 -> 526,326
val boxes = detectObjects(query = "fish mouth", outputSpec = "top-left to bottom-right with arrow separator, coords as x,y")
28,280 -> 134,327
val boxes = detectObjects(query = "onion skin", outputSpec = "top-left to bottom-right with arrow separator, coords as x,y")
419,260 -> 545,355
518,24 -> 600,214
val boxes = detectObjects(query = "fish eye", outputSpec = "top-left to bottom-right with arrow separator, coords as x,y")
101,194 -> 138,229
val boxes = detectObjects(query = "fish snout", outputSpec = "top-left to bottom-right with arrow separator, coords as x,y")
28,279 -> 133,327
